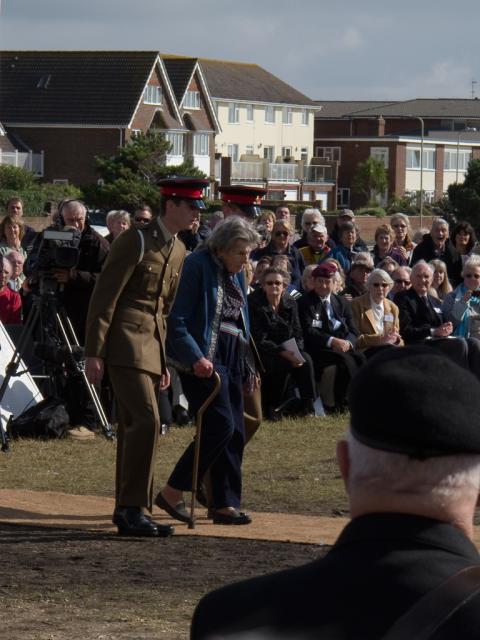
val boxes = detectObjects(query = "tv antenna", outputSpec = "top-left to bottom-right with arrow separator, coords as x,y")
472,79 -> 477,99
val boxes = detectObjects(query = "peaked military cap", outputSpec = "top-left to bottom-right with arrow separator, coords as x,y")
158,177 -> 209,209
219,185 -> 266,219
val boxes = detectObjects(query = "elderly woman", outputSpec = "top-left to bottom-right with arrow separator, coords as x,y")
330,221 -> 359,274
5,250 -> 25,291
390,213 -> 416,263
157,217 -> 260,526
351,269 -> 403,357
251,219 -> 305,289
429,259 -> 453,301
442,255 -> 480,340
105,209 -> 131,244
248,266 -> 316,419
0,215 -> 27,259
372,224 -> 408,268
0,256 -> 21,324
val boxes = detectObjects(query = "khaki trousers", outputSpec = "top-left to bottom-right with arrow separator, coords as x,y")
108,365 -> 160,511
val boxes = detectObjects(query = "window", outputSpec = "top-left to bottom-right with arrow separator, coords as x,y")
406,147 -> 435,170
265,105 -> 275,124
227,144 -> 239,162
281,147 -> 292,158
282,107 -> 292,124
301,147 -> 308,162
143,85 -> 162,105
370,147 -> 389,168
263,146 -> 275,162
315,146 -> 341,162
245,145 -> 254,155
444,148 -> 472,171
228,102 -> 240,123
246,104 -> 254,122
337,188 -> 350,207
131,129 -> 142,138
301,109 -> 309,125
184,90 -> 201,109
193,133 -> 209,156
165,133 -> 184,156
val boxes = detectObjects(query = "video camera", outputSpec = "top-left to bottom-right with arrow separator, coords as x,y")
24,227 -> 82,295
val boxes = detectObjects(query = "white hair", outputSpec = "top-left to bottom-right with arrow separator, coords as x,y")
411,260 -> 434,276
366,268 -> 393,290
347,431 -> 480,502
302,208 -> 325,226
462,254 -> 480,276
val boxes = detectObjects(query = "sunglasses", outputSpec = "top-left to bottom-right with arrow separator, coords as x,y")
394,279 -> 410,285
274,231 -> 289,237
135,217 -> 150,224
373,282 -> 389,288
392,224 -> 407,229
264,280 -> 283,286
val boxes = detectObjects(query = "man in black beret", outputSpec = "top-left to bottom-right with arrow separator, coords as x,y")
298,261 -> 366,411
191,347 -> 480,639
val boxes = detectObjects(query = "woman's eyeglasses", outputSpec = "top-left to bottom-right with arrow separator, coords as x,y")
392,224 -> 407,229
465,273 -> 480,279
274,231 -> 289,237
373,282 -> 389,288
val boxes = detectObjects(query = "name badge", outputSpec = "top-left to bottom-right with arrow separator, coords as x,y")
433,307 -> 442,315
312,319 -> 323,328
384,314 -> 394,322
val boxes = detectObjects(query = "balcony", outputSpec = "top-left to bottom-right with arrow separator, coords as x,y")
228,160 -> 334,184
0,150 -> 44,176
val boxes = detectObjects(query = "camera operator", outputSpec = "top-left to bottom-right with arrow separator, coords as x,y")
52,200 -> 109,440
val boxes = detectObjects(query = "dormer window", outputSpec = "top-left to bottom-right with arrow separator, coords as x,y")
184,90 -> 201,109
143,85 -> 162,105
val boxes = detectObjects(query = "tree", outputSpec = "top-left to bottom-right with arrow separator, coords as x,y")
0,164 -> 38,190
447,159 -> 480,227
351,157 -> 388,207
83,131 -> 207,211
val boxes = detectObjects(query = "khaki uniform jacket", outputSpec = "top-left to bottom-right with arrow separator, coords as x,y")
351,293 -> 403,351
85,218 -> 185,375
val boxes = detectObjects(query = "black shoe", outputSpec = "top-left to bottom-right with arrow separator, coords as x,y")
212,509 -> 252,525
112,506 -> 174,537
173,405 -> 191,426
155,492 -> 190,523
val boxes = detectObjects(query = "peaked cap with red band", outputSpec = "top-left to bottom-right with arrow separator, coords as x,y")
158,177 -> 209,209
219,185 -> 266,219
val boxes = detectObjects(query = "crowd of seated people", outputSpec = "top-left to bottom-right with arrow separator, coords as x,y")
3,195 -> 480,426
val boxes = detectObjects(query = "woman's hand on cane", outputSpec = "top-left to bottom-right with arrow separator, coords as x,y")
193,357 -> 214,378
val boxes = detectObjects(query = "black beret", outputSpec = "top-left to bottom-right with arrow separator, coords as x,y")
348,346 -> 480,459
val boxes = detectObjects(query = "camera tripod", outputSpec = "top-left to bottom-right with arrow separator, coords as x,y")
0,290 -> 115,452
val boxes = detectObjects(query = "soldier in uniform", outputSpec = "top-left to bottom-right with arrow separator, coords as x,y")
191,347 -> 480,639
85,177 -> 209,537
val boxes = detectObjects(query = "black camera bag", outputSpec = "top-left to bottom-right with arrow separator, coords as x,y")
7,397 -> 69,439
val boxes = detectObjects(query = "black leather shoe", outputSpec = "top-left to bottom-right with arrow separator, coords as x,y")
196,482 -> 209,508
173,405 -> 191,426
155,492 -> 190,523
212,509 -> 252,525
112,506 -> 174,537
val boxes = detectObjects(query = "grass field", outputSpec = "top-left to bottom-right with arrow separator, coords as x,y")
0,414 -> 350,516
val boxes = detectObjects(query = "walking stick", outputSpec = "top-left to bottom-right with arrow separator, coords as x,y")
188,370 -> 221,530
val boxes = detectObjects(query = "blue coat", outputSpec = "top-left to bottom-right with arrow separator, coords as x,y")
166,248 -> 250,370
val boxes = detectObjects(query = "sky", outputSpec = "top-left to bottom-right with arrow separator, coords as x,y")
0,0 -> 478,102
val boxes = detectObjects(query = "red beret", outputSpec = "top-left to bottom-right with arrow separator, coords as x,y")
312,262 -> 337,279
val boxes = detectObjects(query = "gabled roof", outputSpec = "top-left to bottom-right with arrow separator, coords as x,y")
161,55 -> 220,133
314,100 -> 397,119
0,51 -> 181,126
162,56 -> 197,104
332,98 -> 480,119
198,58 -> 316,107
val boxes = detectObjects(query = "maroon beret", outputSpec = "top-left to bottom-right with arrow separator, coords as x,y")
312,262 -> 337,279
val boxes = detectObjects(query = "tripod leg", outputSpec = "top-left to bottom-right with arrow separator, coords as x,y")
54,312 -> 115,440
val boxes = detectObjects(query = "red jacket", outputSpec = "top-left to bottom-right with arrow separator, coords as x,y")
0,286 -> 22,324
